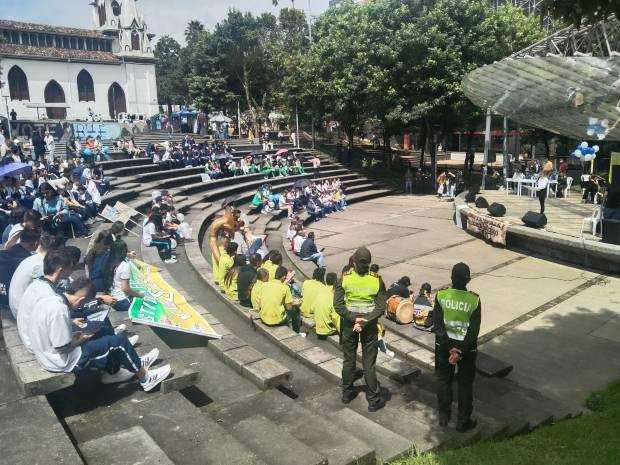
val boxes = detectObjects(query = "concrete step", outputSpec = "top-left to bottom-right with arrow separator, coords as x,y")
79,426 -> 174,465
230,414 -> 328,465
0,396 -> 82,465
211,389 -> 376,465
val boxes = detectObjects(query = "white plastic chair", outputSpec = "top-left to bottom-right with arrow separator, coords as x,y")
581,205 -> 603,237
564,177 -> 573,198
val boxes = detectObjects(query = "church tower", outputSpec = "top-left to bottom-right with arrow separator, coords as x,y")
90,0 -> 155,58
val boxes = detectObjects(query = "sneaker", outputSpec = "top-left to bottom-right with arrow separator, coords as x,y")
140,364 -> 171,392
114,324 -> 127,334
140,348 -> 159,370
101,368 -> 135,385
164,257 -> 178,264
385,349 -> 395,358
128,334 -> 139,346
298,332 -> 307,338
368,398 -> 386,412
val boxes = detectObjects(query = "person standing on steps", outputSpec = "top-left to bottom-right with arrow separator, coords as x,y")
334,247 -> 387,412
433,262 -> 481,432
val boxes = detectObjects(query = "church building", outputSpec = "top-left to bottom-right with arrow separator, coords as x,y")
0,0 -> 159,121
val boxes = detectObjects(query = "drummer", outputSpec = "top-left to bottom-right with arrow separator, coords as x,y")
387,276 -> 412,299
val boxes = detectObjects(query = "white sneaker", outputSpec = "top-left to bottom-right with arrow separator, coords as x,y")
114,324 -> 127,334
128,334 -> 139,346
385,349 -> 395,358
164,258 -> 177,264
140,364 -> 171,392
101,368 -> 135,385
140,348 -> 159,370
298,332 -> 307,338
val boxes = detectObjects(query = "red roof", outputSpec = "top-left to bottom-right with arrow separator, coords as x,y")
0,43 -> 120,64
0,20 -> 107,39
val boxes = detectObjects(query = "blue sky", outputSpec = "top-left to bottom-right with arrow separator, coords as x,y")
2,0 -> 331,43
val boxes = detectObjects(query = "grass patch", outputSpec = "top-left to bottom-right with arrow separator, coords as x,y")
391,380 -> 620,465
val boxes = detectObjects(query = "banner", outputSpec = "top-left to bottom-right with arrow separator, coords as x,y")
128,259 -> 221,339
466,210 -> 508,246
100,204 -> 133,224
114,201 -> 142,219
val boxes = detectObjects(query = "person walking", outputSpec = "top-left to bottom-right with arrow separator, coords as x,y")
433,263 -> 481,432
31,129 -> 46,162
334,247 -> 387,412
404,167 -> 413,194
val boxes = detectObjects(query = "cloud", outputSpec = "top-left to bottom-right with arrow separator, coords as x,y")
4,0 -> 330,43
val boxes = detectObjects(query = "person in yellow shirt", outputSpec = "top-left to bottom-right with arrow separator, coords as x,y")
221,255 -> 246,301
251,268 -> 269,312
217,242 -> 238,291
313,272 -> 340,338
211,237 -> 228,285
300,267 -> 326,317
262,250 -> 282,281
259,266 -> 301,332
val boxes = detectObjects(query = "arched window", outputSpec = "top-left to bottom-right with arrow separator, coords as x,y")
8,66 -> 30,101
111,1 -> 121,16
77,70 -> 95,102
131,30 -> 140,51
44,80 -> 67,119
108,83 -> 126,119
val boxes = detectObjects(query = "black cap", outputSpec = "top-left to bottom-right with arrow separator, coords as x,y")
353,247 -> 371,266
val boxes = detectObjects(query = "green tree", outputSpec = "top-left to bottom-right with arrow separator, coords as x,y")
541,0 -> 620,26
154,35 -> 187,112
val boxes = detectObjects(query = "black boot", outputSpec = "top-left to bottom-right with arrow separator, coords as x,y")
456,418 -> 477,433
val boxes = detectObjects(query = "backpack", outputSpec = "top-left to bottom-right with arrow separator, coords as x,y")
90,250 -> 112,292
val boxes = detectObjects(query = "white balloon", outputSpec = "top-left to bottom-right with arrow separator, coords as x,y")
573,149 -> 582,157
601,119 -> 610,128
597,133 -> 606,140
581,141 -> 589,149
593,145 -> 600,152
587,128 -> 595,136
583,154 -> 592,161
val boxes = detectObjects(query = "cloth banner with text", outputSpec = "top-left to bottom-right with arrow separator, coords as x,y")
466,210 -> 508,246
128,259 -> 221,339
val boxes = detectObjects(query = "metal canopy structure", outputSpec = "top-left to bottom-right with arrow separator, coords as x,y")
463,16 -> 620,141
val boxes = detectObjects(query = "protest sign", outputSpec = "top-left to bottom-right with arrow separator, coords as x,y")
466,210 -> 508,246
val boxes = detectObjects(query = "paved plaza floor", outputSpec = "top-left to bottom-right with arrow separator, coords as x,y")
305,195 -> 620,405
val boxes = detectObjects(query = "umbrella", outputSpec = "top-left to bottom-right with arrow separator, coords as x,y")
275,149 -> 289,156
221,194 -> 240,209
294,178 -> 311,189
210,113 -> 232,123
0,162 -> 32,180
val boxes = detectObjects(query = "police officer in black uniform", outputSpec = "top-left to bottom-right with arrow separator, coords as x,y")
433,262 -> 481,432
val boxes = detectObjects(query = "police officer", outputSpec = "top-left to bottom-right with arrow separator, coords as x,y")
433,262 -> 481,432
334,247 -> 387,412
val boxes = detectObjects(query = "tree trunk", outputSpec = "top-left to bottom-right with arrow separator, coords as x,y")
427,119 -> 437,188
241,65 -> 259,139
383,126 -> 391,169
419,122 -> 427,169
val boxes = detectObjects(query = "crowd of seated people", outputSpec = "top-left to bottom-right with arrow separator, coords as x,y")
0,208 -> 172,391
251,179 -> 347,220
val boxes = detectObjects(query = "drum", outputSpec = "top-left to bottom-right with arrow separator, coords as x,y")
385,296 -> 414,324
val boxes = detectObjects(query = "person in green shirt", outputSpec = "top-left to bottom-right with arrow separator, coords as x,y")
216,242 -> 237,291
313,272 -> 340,338
334,247 -> 387,412
300,267 -> 326,317
262,250 -> 282,281
258,266 -> 301,332
251,268 -> 269,312
221,254 -> 246,302
433,262 -> 481,433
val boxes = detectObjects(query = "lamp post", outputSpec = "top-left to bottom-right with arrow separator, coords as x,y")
482,108 -> 492,190
237,98 -> 242,139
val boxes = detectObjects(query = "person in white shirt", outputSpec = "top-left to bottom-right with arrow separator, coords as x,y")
18,252 -> 170,390
44,132 -> 55,164
109,242 -> 143,312
142,213 -> 176,263
293,231 -> 306,254
536,174 -> 549,214
9,232 -> 62,318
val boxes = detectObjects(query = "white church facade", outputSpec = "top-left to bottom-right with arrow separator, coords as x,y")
0,0 -> 159,122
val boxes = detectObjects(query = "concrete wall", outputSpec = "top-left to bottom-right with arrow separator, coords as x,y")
1,57 -> 158,121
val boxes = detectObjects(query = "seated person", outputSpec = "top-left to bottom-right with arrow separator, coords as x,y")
238,254 -> 261,308
217,242 -> 238,290
313,272 -> 340,338
0,228 -> 40,307
300,267 -> 326,318
413,282 -> 434,332
258,266 -> 301,333
262,250 -> 282,281
299,232 -> 325,268
143,213 -> 177,264
251,268 -> 269,312
109,242 -> 144,312
292,231 -> 306,255
221,254 -> 247,301
387,276 -> 412,298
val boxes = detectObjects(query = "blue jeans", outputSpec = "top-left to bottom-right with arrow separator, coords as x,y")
73,333 -> 142,375
58,212 -> 87,236
113,298 -> 131,312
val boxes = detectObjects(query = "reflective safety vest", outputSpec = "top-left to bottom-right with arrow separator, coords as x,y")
436,288 -> 479,341
342,270 -> 380,315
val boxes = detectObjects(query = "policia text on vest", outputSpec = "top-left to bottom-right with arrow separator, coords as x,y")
433,263 -> 481,433
334,247 -> 387,412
